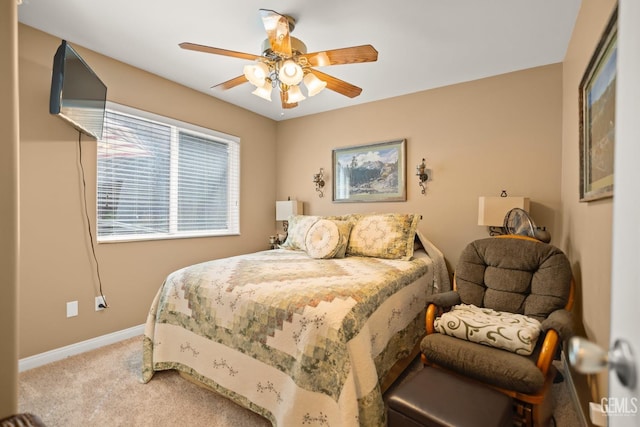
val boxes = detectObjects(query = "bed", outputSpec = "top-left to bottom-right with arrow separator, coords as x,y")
142,213 -> 450,426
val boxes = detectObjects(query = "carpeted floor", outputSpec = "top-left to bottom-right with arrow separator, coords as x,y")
18,336 -> 584,426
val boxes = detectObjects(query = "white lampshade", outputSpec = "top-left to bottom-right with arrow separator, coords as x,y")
303,73 -> 327,97
243,62 -> 269,87
276,200 -> 303,221
278,60 -> 304,85
251,81 -> 273,101
286,85 -> 306,103
478,196 -> 530,226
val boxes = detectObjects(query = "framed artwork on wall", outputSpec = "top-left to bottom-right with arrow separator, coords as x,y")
332,139 -> 406,203
579,6 -> 617,202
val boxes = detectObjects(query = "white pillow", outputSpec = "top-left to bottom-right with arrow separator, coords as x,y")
434,304 -> 542,355
305,219 -> 352,259
279,215 -> 321,251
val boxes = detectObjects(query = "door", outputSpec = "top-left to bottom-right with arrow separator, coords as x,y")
609,0 -> 640,425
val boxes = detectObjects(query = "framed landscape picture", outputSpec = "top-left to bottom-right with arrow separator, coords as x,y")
332,139 -> 406,203
579,7 -> 617,202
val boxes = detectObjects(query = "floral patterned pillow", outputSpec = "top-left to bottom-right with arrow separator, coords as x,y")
279,215 -> 321,251
346,213 -> 420,260
305,219 -> 353,259
434,304 -> 542,355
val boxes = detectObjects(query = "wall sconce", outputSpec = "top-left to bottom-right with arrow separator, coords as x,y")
416,158 -> 430,195
478,192 -> 530,235
313,168 -> 325,198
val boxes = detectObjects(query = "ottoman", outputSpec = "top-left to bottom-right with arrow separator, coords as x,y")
387,367 -> 513,427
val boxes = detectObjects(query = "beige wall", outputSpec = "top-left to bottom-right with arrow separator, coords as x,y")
276,63 -> 564,272
14,6 -> 617,422
0,0 -> 20,418
18,24 -> 278,357
560,0 -> 617,416
17,25 -> 566,358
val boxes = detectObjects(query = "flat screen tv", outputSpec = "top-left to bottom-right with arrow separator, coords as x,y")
50,40 -> 107,140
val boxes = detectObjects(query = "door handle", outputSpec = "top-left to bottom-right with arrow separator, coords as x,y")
568,337 -> 637,389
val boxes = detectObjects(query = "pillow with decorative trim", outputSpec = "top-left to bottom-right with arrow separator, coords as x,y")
346,213 -> 420,260
434,304 -> 542,355
279,215 -> 321,251
305,219 -> 353,259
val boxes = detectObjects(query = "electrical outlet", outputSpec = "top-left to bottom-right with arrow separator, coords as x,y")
95,296 -> 106,311
66,301 -> 78,318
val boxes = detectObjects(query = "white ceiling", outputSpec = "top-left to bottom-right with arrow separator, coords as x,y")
18,0 -> 581,122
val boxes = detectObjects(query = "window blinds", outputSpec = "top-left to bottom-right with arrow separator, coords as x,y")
97,105 -> 239,242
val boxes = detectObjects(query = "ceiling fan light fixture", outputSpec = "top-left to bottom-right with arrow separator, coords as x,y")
244,62 -> 269,87
286,85 -> 306,103
303,73 -> 327,97
180,10 -> 378,110
252,81 -> 273,101
278,60 -> 304,85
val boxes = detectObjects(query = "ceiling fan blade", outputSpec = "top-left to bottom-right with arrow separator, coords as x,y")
308,69 -> 363,98
301,45 -> 378,67
280,90 -> 298,109
211,75 -> 248,90
179,42 -> 261,61
259,9 -> 292,57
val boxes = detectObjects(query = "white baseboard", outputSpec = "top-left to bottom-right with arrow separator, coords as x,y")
561,350 -> 590,426
19,324 -> 145,372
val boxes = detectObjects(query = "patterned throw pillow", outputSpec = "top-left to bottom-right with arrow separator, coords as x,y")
434,304 -> 542,355
305,219 -> 353,259
346,213 -> 420,260
279,215 -> 321,251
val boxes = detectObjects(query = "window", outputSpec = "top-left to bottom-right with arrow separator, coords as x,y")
97,103 -> 240,242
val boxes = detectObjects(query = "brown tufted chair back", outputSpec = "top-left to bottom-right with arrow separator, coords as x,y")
454,236 -> 572,322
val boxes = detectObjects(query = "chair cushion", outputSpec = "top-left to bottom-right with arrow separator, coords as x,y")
455,237 -> 572,321
421,333 -> 545,394
0,413 -> 47,427
434,304 -> 542,355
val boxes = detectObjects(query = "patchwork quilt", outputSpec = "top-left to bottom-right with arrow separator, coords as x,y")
142,246 -> 446,426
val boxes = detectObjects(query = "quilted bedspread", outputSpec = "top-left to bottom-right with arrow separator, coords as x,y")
142,246 -> 444,426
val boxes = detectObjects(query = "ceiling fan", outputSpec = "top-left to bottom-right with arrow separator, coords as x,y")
179,9 -> 378,109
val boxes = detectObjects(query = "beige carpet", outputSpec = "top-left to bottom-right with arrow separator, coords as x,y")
19,336 -> 584,426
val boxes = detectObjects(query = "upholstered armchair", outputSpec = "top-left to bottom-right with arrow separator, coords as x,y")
420,236 -> 574,427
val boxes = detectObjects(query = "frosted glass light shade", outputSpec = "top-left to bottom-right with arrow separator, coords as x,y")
278,60 -> 304,85
243,62 -> 269,87
478,196 -> 530,226
276,200 -> 303,221
286,85 -> 306,103
251,81 -> 273,101
303,73 -> 327,96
